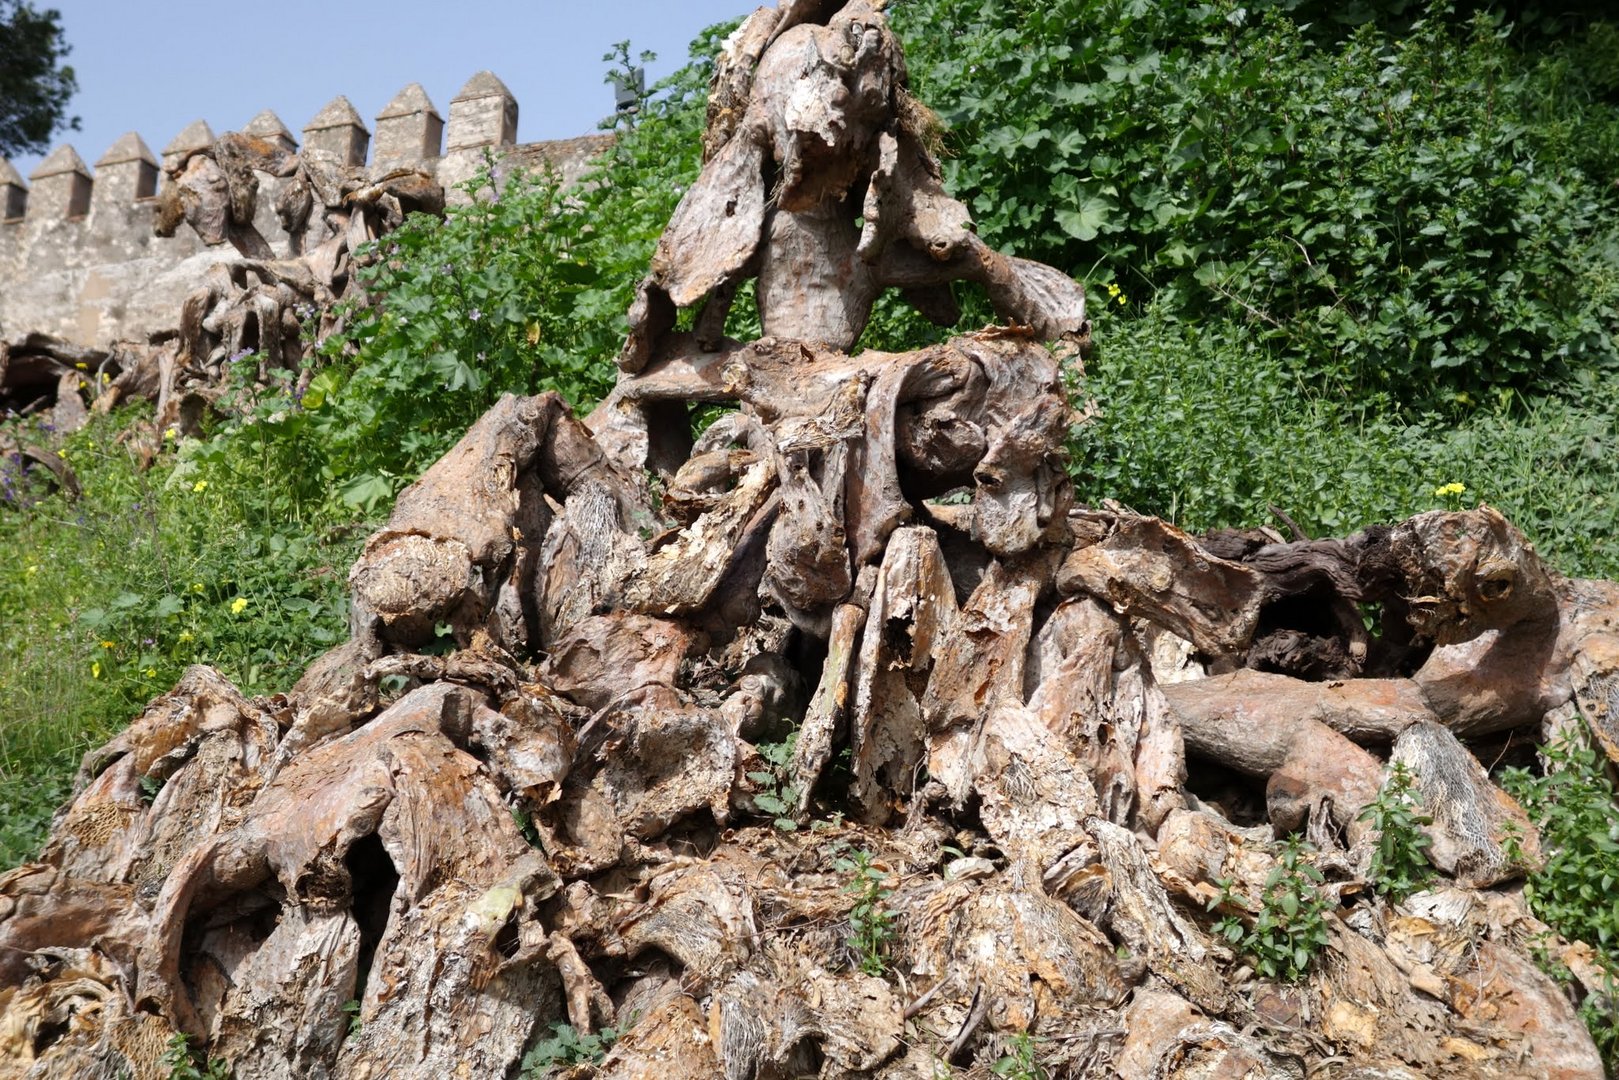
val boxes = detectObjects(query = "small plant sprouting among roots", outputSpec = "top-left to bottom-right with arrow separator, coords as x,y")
1358,760 -> 1435,901
990,1032 -> 1049,1080
1211,835 -> 1331,982
519,1021 -> 624,1078
748,732 -> 802,831
160,1033 -> 230,1080
836,848 -> 896,977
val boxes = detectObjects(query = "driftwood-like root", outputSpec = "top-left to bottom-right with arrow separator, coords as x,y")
0,3 -> 1607,1077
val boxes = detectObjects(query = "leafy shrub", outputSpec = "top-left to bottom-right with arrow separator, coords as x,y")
1499,732 -> 1619,1067
1212,835 -> 1332,981
1358,761 -> 1435,901
304,165 -> 613,510
302,30 -> 727,512
1500,734 -> 1619,957
890,0 -> 1619,403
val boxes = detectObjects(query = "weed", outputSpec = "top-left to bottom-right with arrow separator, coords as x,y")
835,848 -> 896,977
1358,760 -> 1435,901
1500,730 -> 1619,1066
160,1033 -> 230,1080
1069,307 -> 1619,577
341,999 -> 361,1039
0,412 -> 361,868
747,732 -> 801,831
990,1032 -> 1048,1080
519,1021 -> 624,1077
511,803 -> 544,850
1211,836 -> 1331,981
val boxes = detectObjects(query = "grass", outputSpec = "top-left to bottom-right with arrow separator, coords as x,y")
1073,304 -> 1619,579
0,409 -> 365,865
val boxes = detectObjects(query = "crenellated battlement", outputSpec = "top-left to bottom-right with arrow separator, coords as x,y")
0,73 -> 613,350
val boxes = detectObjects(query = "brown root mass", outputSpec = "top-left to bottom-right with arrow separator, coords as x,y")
3,3 -> 1615,1078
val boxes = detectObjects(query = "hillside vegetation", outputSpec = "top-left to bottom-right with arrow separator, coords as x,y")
3,0 -> 1618,1056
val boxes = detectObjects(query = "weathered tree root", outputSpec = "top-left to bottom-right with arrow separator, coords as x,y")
5,358 -> 1611,1076
2,2 -> 1614,1077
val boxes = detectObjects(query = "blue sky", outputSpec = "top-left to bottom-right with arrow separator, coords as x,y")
9,0 -> 749,179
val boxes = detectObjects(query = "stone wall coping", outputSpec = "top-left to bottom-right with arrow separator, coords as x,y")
378,83 -> 442,121
304,95 -> 369,135
29,144 -> 91,180
95,132 -> 157,168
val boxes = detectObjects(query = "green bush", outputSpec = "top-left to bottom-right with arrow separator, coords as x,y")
302,32 -> 726,513
890,0 -> 1619,403
1071,303 -> 1619,578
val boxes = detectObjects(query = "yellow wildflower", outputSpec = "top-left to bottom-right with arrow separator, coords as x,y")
91,661 -> 101,679
192,582 -> 205,594
145,667 -> 157,678
178,631 -> 194,643
25,565 -> 38,575
100,640 -> 115,649
192,480 -> 208,493
163,429 -> 177,442
230,597 -> 249,615
1433,482 -> 1466,498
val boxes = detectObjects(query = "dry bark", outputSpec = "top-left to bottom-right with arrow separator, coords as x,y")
0,3 -> 1609,1077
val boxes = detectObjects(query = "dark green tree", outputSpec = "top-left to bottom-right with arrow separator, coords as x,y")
0,0 -> 78,159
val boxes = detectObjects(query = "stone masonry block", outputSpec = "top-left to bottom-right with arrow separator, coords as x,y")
447,71 -> 518,151
375,83 -> 444,170
93,132 -> 159,206
28,145 -> 92,220
0,158 -> 25,220
303,96 -> 370,166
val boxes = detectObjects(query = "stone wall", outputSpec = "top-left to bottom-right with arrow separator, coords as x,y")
0,73 -> 613,350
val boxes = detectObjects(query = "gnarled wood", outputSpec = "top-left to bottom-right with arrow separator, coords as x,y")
2,4 -> 1607,1077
